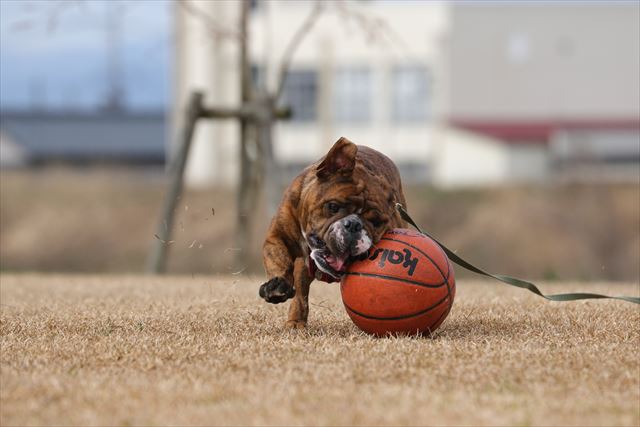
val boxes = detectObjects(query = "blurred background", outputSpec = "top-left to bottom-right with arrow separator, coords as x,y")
1,0 -> 638,282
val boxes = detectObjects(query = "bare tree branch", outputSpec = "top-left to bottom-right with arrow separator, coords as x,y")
179,0 -> 243,42
333,1 -> 382,45
47,0 -> 84,34
9,0 -> 86,34
274,0 -> 324,101
272,0 -> 417,102
332,1 -> 414,61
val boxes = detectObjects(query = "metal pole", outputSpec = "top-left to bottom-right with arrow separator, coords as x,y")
146,91 -> 203,274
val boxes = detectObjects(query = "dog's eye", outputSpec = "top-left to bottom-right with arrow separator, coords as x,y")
370,218 -> 384,228
326,202 -> 341,215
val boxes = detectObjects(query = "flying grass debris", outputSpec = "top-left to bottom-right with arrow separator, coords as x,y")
153,234 -> 175,245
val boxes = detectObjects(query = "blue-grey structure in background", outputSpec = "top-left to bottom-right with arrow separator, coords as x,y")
0,111 -> 166,167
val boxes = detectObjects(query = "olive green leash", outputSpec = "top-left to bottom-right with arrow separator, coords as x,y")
395,204 -> 640,305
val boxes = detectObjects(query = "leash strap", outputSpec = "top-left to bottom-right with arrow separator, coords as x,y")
395,204 -> 640,305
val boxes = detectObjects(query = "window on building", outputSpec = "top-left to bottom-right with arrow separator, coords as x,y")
280,70 -> 318,122
250,64 -> 264,90
333,68 -> 372,123
391,66 -> 429,123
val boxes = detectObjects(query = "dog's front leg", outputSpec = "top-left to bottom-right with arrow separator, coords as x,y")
287,257 -> 313,329
259,233 -> 296,304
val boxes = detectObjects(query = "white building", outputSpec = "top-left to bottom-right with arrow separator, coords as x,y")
173,0 -> 640,188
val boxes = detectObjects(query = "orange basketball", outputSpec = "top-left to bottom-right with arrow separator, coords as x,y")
341,229 -> 456,337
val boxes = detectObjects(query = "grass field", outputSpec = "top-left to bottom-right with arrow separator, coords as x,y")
1,274 -> 638,426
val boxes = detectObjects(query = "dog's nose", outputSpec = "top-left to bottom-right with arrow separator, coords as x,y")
344,217 -> 362,234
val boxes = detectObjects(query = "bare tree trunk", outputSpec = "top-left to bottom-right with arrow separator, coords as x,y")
257,94 -> 280,215
236,0 -> 255,267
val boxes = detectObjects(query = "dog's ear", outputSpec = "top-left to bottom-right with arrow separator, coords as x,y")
316,137 -> 358,180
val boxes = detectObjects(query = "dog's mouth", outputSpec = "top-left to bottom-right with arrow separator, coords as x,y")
308,247 -> 370,282
305,232 -> 370,281
310,249 -> 350,280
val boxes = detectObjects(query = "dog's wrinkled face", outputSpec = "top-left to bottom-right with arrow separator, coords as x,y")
304,204 -> 375,280
299,140 -> 394,279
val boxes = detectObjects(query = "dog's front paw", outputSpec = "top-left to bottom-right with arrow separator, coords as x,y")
286,320 -> 307,329
259,277 -> 295,304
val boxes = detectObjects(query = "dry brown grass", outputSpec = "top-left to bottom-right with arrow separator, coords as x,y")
1,274 -> 638,426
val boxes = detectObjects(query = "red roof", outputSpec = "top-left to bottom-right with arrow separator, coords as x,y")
449,118 -> 640,144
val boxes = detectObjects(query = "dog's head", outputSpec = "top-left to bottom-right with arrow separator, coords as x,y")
299,137 -> 399,280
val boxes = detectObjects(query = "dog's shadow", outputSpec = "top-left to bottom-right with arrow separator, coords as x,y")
249,302 -> 538,341
288,316 -> 536,342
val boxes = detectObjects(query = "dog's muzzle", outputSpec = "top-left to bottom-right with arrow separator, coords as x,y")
306,214 -> 372,282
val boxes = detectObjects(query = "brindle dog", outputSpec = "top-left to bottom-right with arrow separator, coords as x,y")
259,137 -> 407,328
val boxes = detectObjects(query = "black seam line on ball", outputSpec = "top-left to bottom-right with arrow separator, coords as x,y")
429,298 -> 452,332
439,263 -> 454,328
380,237 -> 448,282
343,293 -> 450,321
427,264 -> 453,332
342,271 -> 448,288
444,261 -> 452,303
